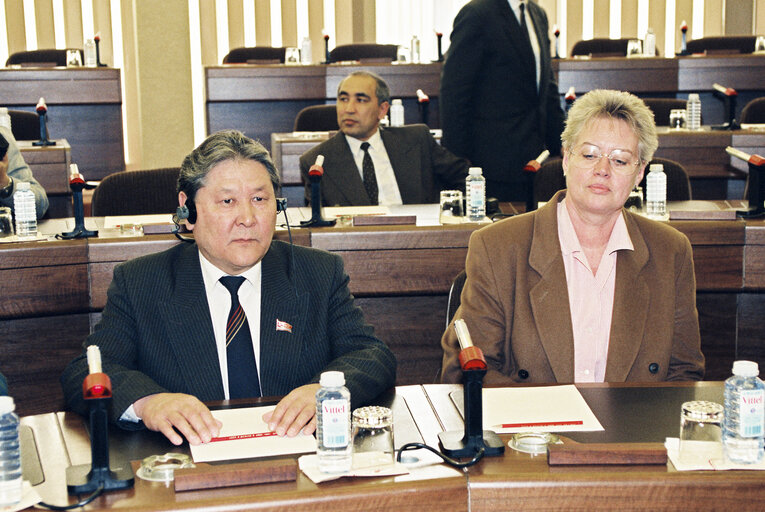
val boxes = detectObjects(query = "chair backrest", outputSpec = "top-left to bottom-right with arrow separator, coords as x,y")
91,168 -> 181,217
328,44 -> 398,63
222,47 -> 286,64
741,97 -> 765,124
533,156 -> 692,205
446,270 -> 467,330
8,110 -> 39,141
293,105 -> 339,131
686,36 -> 758,55
642,98 -> 688,126
570,38 -> 661,57
6,49 -> 82,67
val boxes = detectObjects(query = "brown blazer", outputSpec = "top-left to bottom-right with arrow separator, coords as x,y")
441,191 -> 704,384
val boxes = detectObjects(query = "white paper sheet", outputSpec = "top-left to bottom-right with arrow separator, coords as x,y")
103,214 -> 174,228
665,438 -> 765,471
481,385 -> 604,434
189,405 -> 316,463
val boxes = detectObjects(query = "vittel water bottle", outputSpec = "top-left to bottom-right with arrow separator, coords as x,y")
645,163 -> 666,218
316,371 -> 351,473
84,39 -> 97,67
389,99 -> 404,127
686,93 -> 702,130
13,181 -> 37,240
0,397 -> 22,507
466,167 -> 486,221
722,360 -> 765,464
300,37 -> 312,64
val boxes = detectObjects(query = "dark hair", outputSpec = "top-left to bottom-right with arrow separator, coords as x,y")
338,70 -> 391,105
177,130 -> 281,202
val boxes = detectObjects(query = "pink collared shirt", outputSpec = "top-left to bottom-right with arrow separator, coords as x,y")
557,198 -> 633,382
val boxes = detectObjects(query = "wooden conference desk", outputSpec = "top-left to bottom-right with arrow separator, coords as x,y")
552,54 -> 765,126
0,67 -> 124,181
2,211 -> 764,417
20,383 -> 765,511
18,139 -> 72,218
205,62 -> 442,150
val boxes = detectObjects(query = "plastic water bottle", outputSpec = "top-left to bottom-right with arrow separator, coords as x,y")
300,37 -> 312,64
686,93 -> 702,130
13,181 -> 37,240
645,163 -> 666,218
410,35 -> 420,63
466,167 -> 486,222
723,360 -> 765,464
0,397 -> 22,507
316,371 -> 351,473
644,28 -> 656,56
0,108 -> 10,130
84,39 -> 97,67
389,99 -> 404,127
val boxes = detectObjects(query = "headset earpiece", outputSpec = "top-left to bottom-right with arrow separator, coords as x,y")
176,200 -> 197,224
276,197 -> 287,213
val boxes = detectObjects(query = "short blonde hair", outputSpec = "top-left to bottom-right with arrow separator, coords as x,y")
561,89 -> 658,163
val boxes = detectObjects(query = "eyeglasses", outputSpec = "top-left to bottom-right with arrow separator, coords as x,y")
569,144 -> 641,175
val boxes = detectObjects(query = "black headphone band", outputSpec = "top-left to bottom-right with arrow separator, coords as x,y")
177,197 -> 285,221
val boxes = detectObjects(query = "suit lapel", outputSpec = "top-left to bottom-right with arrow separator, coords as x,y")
157,244 -> 225,400
381,128 -> 419,204
495,0 -> 536,90
258,243 -> 309,396
528,194 -> 575,382
605,213 -> 650,381
323,133 -> 372,206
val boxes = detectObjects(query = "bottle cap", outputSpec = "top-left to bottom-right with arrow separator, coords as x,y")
392,99 -> 402,106
732,360 -> 759,377
0,396 -> 15,414
649,163 -> 664,172
17,181 -> 31,191
688,93 -> 700,101
469,167 -> 483,176
320,371 -> 345,387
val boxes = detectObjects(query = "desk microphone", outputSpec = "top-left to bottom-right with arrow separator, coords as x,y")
523,150 -> 550,212
66,345 -> 134,495
437,319 -> 504,459
59,164 -> 98,239
300,155 -> 336,227
33,97 -> 55,147
727,146 -> 765,218
565,87 -> 576,113
94,33 -> 107,67
416,89 -> 430,125
711,83 -> 740,130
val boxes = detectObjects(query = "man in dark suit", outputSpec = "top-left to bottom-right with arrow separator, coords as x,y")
299,71 -> 469,206
440,0 -> 565,202
61,130 -> 396,445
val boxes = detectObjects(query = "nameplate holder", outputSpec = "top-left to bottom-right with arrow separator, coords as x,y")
352,215 -> 416,226
174,459 -> 297,492
548,442 -> 667,465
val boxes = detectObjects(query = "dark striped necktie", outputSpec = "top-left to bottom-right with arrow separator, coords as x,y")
360,142 -> 379,205
220,276 -> 261,399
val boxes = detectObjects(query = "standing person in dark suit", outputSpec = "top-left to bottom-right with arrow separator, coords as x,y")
0,371 -> 8,396
61,130 -> 396,445
299,71 -> 469,206
440,0 -> 565,202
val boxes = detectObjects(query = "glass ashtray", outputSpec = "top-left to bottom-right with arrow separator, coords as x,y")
508,432 -> 560,455
136,453 -> 195,482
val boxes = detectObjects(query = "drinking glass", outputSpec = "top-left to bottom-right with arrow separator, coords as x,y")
285,47 -> 300,65
679,400 -> 723,465
352,406 -> 394,469
66,49 -> 82,67
439,190 -> 463,224
669,109 -> 687,130
755,36 -> 765,53
626,39 -> 643,57
0,207 -> 13,238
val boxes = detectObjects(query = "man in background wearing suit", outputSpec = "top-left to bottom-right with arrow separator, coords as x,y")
0,126 -> 49,219
299,70 -> 469,206
61,130 -> 396,445
440,0 -> 564,202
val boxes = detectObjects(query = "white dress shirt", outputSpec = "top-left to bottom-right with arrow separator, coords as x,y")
509,0 -> 541,90
345,130 -> 403,206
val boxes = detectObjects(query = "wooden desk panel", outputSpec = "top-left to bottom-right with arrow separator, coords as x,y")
676,54 -> 765,92
554,57 -> 679,93
0,68 -> 124,181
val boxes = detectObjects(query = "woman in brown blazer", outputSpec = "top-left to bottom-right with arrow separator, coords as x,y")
441,90 -> 704,384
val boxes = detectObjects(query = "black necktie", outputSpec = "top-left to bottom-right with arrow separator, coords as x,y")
360,142 -> 379,205
518,2 -> 536,78
220,276 -> 261,399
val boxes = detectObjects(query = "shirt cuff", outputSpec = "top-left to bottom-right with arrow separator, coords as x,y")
119,403 -> 142,423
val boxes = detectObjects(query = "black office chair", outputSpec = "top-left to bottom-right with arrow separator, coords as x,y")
642,98 -> 688,126
91,168 -> 181,217
533,156 -> 691,205
8,110 -> 39,140
5,49 -> 82,67
222,46 -> 287,64
741,97 -> 765,124
293,105 -> 338,131
686,36 -> 758,55
328,44 -> 398,63
571,38 -> 660,57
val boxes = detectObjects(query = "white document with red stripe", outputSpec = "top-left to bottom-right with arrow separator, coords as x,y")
189,405 -> 317,463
